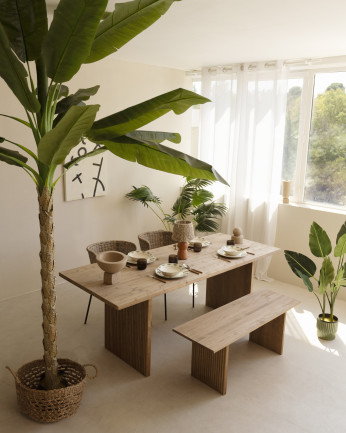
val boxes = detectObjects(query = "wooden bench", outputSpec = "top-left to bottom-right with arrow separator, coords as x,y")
173,289 -> 300,395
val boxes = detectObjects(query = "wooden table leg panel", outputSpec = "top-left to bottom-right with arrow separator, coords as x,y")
249,312 -> 286,355
105,300 -> 152,376
206,263 -> 253,308
191,342 -> 229,395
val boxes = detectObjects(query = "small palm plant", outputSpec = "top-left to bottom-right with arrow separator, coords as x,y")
126,177 -> 227,232
125,185 -> 172,230
284,221 -> 346,333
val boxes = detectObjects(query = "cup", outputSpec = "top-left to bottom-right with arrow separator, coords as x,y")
193,242 -> 202,252
137,258 -> 147,270
227,239 -> 235,246
169,254 -> 178,263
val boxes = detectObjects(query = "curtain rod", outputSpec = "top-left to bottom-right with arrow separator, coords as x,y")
186,55 -> 346,76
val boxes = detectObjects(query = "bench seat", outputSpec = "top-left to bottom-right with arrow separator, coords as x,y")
173,288 -> 300,394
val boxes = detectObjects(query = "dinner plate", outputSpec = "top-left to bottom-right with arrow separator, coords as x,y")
188,237 -> 211,248
155,263 -> 189,279
127,250 -> 156,264
217,248 -> 247,259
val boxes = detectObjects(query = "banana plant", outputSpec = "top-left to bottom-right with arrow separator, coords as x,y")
0,0 -> 228,390
284,221 -> 346,321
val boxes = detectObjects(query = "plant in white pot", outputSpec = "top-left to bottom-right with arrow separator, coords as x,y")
284,221 -> 346,340
0,0 -> 227,422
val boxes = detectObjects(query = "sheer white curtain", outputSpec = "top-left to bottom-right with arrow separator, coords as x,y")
199,62 -> 288,279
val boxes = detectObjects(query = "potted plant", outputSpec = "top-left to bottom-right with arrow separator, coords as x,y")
0,0 -> 227,422
284,221 -> 346,340
126,177 -> 228,233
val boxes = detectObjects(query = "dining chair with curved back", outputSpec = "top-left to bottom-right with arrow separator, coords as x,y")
84,240 -> 137,324
138,230 -> 174,251
138,230 -> 177,321
139,229 -> 198,315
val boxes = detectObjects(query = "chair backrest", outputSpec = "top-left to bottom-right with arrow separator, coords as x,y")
138,230 -> 174,251
86,240 -> 137,264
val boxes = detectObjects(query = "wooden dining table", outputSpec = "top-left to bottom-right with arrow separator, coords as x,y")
59,233 -> 279,377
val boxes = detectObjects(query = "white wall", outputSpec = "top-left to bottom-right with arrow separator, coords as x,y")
269,203 -> 346,300
0,57 -> 193,301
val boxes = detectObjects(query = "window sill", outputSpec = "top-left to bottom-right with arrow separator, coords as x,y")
279,201 -> 346,216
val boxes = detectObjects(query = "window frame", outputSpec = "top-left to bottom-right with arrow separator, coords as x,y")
287,66 -> 346,210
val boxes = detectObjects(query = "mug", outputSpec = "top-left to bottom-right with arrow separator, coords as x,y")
169,254 -> 178,263
193,242 -> 202,252
137,258 -> 147,270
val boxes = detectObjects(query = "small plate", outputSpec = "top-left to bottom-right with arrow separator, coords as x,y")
189,237 -> 211,248
217,248 -> 247,259
127,250 -> 156,264
155,263 -> 189,279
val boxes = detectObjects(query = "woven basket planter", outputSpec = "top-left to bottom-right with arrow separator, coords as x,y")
7,358 -> 97,423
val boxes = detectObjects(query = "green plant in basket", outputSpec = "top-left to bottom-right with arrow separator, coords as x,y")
284,221 -> 346,340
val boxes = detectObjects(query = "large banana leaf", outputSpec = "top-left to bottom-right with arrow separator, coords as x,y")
284,250 -> 317,279
38,105 -> 99,166
85,0 -> 180,64
0,23 -> 40,113
63,146 -> 106,170
0,0 -> 47,62
55,86 -> 100,114
88,133 -> 228,185
127,130 -> 181,144
54,86 -> 101,126
88,89 -> 210,140
0,146 -> 28,166
42,0 -> 107,83
309,221 -> 332,257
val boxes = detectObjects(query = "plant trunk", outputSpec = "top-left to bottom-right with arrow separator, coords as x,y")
38,187 -> 60,390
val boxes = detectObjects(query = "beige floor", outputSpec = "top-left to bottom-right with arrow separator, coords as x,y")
1,278 -> 346,433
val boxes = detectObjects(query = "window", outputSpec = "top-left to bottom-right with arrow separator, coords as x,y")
282,69 -> 346,209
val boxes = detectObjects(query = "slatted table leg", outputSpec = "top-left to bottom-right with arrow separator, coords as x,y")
206,263 -> 254,308
105,300 -> 152,376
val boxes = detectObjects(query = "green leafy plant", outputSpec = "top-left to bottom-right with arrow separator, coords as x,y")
0,0 -> 228,390
284,221 -> 346,322
126,177 -> 228,232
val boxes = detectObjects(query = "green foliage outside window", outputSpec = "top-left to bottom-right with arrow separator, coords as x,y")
283,81 -> 346,207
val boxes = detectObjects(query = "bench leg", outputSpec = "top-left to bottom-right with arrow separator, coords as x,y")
191,342 -> 229,395
249,312 -> 286,355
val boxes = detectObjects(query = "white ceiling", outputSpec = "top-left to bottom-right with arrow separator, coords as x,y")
49,0 -> 346,71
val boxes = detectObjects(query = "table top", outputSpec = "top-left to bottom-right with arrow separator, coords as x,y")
59,233 -> 279,310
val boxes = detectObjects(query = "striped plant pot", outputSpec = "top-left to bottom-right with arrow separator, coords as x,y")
316,314 -> 338,341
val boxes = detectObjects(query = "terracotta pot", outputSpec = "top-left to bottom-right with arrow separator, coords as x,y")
316,314 -> 338,340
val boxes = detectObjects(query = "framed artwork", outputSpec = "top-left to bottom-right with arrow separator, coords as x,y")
64,139 -> 107,201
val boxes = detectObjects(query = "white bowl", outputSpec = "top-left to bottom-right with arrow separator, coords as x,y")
159,263 -> 182,277
128,250 -> 155,262
222,246 -> 242,256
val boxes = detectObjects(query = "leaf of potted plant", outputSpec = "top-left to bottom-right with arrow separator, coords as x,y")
284,221 -> 346,340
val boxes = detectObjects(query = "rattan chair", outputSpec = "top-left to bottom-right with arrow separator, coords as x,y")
139,229 -> 198,313
84,240 -> 136,324
138,230 -> 174,251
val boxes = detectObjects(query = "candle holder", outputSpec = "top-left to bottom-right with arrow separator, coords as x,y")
172,220 -> 194,260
